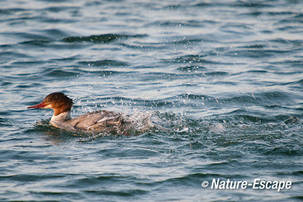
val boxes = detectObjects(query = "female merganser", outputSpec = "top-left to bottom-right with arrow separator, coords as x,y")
28,92 -> 152,135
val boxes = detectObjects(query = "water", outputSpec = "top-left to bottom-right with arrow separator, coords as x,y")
1,0 -> 303,201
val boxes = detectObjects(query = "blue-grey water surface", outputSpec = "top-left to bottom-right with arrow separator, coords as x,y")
1,0 -> 303,201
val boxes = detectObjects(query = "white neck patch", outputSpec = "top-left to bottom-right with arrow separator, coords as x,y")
50,111 -> 71,123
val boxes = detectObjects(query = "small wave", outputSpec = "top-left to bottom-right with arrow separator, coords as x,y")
43,69 -> 79,78
226,49 -> 289,58
246,70 -> 268,73
120,42 -> 166,50
62,33 -> 147,43
0,8 -> 26,15
291,79 -> 303,85
43,6 -> 79,13
233,114 -> 271,123
237,44 -> 266,49
233,2 -> 273,8
278,13 -> 303,24
0,51 -> 31,59
263,145 -> 302,156
20,39 -> 50,46
270,38 -> 302,46
168,54 -> 233,65
0,173 -> 65,182
79,60 -> 128,67
169,38 -> 204,45
176,65 -> 207,72
88,70 -> 126,76
270,59 -> 303,68
145,20 -> 204,28
39,28 -> 69,39
0,117 -> 11,127
205,71 -> 228,76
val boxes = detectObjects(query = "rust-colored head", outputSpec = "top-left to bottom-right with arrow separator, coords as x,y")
28,92 -> 73,116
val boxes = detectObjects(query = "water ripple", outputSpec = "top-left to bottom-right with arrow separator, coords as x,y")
1,0 -> 303,201
79,60 -> 128,67
62,33 -> 147,43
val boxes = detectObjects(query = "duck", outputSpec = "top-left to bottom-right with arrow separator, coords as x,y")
28,92 -> 152,135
